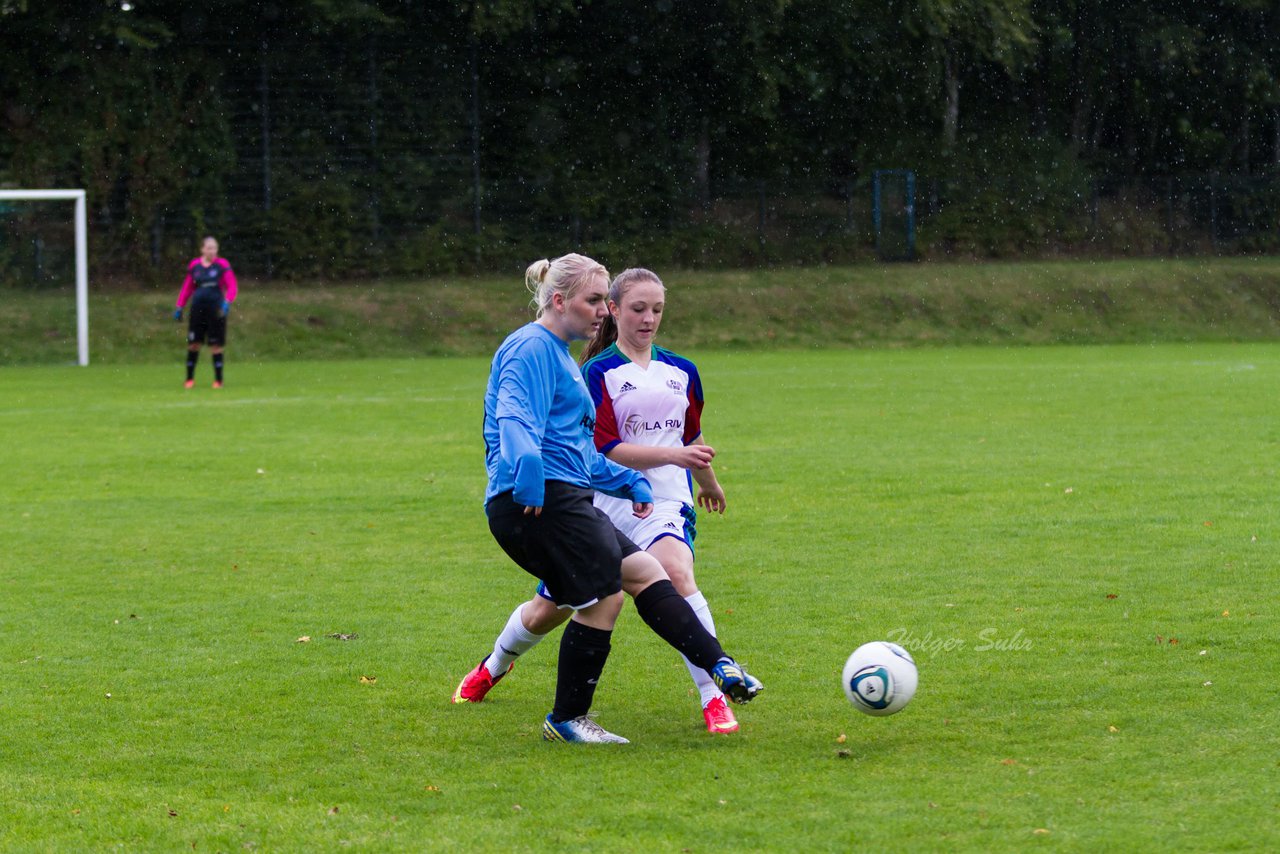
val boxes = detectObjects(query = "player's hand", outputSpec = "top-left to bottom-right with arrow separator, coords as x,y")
697,484 -> 727,515
671,444 -> 715,470
522,505 -> 543,518
632,502 -> 653,519
173,308 -> 183,321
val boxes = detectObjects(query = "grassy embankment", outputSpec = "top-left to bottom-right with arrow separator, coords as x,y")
3,257 -> 1280,365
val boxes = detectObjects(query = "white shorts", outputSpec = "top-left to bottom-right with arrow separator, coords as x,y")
594,494 -> 696,552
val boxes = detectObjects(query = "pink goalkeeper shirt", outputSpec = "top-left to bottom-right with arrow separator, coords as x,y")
175,257 -> 238,308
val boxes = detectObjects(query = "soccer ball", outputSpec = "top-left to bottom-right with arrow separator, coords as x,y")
842,641 -> 918,716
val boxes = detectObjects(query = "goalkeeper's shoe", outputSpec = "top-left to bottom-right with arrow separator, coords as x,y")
711,658 -> 764,705
451,656 -> 511,704
212,381 -> 223,389
542,712 -> 629,744
184,379 -> 195,389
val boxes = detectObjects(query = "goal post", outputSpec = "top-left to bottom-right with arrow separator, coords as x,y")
0,189 -> 90,365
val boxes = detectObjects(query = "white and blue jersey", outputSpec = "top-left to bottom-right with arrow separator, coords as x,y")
581,343 -> 706,551
483,323 -> 651,508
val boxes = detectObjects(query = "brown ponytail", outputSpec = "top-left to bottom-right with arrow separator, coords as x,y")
580,312 -> 618,364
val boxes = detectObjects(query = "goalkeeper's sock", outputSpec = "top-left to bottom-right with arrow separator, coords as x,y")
213,353 -> 224,383
186,350 -> 199,380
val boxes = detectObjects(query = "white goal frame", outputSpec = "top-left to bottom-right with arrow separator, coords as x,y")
0,189 -> 90,365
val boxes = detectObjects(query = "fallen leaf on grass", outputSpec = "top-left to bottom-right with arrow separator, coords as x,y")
1203,681 -> 1213,687
836,733 -> 847,744
327,633 -> 359,641
512,804 -> 522,812
359,675 -> 377,685
1222,610 -> 1230,617
1108,725 -> 1119,733
1033,828 -> 1050,835
835,750 -> 850,759
1105,593 -> 1118,600
424,785 -> 441,793
296,636 -> 311,643
168,809 -> 178,818
328,806 -> 339,815
1001,759 -> 1018,766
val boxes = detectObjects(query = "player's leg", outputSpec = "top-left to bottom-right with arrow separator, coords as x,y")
620,547 -> 762,705
544,592 -> 628,743
647,535 -> 735,731
209,314 -> 227,388
452,593 -> 568,704
185,340 -> 201,387
485,483 -> 629,742
186,302 -> 213,387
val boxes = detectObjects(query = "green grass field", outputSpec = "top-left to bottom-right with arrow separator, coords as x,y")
2,345 -> 1277,850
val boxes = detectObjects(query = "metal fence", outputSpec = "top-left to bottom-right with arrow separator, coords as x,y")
2,172 -> 1279,287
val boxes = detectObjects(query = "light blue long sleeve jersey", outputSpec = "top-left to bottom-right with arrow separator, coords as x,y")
483,322 -> 653,508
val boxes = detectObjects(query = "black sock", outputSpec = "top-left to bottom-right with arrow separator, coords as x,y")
633,579 -> 725,672
213,353 -> 224,382
550,620 -> 612,723
186,350 -> 199,380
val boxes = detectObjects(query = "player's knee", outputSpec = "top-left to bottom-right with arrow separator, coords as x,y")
576,591 -> 623,629
663,558 -> 696,595
597,590 -> 625,622
521,597 -> 567,635
620,550 -> 669,597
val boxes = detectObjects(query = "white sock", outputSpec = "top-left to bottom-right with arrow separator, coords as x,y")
680,590 -> 723,707
486,604 -> 545,678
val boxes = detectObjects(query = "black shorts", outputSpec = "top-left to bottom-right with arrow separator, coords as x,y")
188,296 -> 227,346
486,481 -> 639,610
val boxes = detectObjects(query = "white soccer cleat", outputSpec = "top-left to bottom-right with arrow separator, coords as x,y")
542,712 -> 630,744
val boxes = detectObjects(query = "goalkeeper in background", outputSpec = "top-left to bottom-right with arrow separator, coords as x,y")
174,235 -> 238,389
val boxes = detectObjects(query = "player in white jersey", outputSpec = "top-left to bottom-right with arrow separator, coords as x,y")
452,267 -> 751,735
580,268 -> 734,732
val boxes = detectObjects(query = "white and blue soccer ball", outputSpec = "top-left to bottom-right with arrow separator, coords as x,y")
842,641 -> 918,716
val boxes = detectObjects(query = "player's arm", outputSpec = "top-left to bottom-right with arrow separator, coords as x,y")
174,268 -> 195,317
220,261 -> 238,306
688,432 -> 726,514
605,442 -> 715,471
494,343 -> 553,513
589,453 -> 653,518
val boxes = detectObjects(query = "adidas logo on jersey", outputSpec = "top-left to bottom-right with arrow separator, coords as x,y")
663,521 -> 679,530
618,381 -> 637,393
